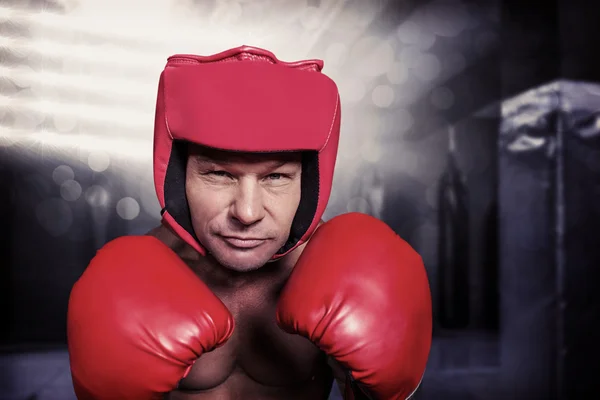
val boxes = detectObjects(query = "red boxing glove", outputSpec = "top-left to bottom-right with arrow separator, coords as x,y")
276,213 -> 432,400
67,236 -> 234,400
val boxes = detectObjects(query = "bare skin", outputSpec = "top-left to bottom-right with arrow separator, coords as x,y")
147,224 -> 344,399
147,146 -> 346,399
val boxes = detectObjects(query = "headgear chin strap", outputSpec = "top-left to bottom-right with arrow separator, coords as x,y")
153,45 -> 341,259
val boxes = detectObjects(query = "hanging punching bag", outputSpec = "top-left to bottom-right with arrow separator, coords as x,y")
437,125 -> 470,330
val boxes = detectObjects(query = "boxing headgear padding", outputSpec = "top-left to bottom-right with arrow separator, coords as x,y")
153,45 -> 341,259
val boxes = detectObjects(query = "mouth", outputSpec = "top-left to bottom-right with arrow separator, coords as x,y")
220,235 -> 268,249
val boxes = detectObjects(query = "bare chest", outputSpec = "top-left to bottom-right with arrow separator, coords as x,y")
174,273 -> 331,398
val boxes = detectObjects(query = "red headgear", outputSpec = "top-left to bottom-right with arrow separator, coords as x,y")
153,45 -> 341,259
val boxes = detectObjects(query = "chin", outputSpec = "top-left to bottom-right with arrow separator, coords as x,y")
214,252 -> 273,272
206,240 -> 283,272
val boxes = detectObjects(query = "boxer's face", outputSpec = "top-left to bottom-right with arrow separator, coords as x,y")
186,145 -> 302,272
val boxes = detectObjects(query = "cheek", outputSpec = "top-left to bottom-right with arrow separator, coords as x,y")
270,184 -> 302,225
185,178 -> 224,226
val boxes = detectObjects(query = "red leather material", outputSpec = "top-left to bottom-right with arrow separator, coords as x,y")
67,236 -> 234,400
168,45 -> 324,71
162,62 -> 338,152
152,45 -> 341,258
276,213 -> 432,400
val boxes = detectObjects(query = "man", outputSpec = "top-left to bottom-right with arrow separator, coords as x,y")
67,46 -> 432,400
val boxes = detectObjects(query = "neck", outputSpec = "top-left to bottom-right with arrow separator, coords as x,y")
183,242 -> 309,290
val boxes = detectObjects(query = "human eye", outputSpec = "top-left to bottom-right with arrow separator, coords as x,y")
263,172 -> 296,188
201,170 -> 234,181
209,170 -> 232,178
266,173 -> 284,180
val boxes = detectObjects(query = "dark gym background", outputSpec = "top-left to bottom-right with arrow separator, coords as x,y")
1,0 -> 599,399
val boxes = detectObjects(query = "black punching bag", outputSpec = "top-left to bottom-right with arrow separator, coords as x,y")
437,125 -> 470,330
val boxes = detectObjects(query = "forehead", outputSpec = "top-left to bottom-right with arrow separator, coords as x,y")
189,144 -> 302,165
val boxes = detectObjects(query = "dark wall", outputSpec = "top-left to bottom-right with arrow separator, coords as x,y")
499,1 -> 600,398
0,146 -> 158,344
558,0 -> 600,82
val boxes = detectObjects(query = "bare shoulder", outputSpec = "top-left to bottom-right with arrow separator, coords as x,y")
146,223 -> 202,262
146,223 -> 185,252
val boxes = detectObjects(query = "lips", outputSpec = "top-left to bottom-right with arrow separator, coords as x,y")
220,236 -> 267,249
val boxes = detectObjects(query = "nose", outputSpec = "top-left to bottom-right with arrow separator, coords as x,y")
230,178 -> 266,226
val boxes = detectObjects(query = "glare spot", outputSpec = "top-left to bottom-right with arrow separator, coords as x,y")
85,185 -> 110,207
117,197 -> 140,220
88,150 -> 110,172
372,85 -> 395,108
52,165 -> 74,185
60,179 -> 82,201
53,114 -> 78,132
